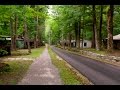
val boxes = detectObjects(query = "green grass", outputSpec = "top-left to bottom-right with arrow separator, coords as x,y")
48,48 -> 82,85
23,46 -> 45,58
0,60 -> 33,85
11,46 -> 45,58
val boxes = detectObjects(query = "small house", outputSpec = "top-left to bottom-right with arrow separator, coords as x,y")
71,39 -> 92,48
103,34 -> 120,49
60,39 -> 92,48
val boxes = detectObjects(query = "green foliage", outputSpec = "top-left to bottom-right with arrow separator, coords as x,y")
0,5 -> 47,44
45,5 -> 120,46
0,49 -> 8,56
0,63 -> 10,72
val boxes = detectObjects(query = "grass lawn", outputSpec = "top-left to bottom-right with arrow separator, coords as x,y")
0,60 -> 33,85
23,46 -> 45,58
11,46 -> 45,58
48,47 -> 91,85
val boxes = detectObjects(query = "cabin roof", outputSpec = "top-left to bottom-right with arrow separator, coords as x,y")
113,34 -> 120,40
106,34 -> 120,40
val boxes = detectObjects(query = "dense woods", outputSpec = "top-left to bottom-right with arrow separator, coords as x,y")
0,5 -> 47,55
0,5 -> 120,56
45,5 -> 120,52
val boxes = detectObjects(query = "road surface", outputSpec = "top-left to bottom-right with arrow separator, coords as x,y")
51,46 -> 120,85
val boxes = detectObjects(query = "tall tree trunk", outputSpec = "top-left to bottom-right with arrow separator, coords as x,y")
14,13 -> 18,50
34,17 -> 37,48
81,16 -> 84,49
74,22 -> 77,47
91,5 -> 96,48
24,17 -> 31,53
76,18 -> 81,49
68,33 -> 71,49
107,5 -> 114,52
34,16 -> 39,48
76,22 -> 79,49
36,15 -> 39,47
38,21 -> 40,47
93,5 -> 100,51
99,5 -> 103,50
82,6 -> 86,49
10,16 -> 14,50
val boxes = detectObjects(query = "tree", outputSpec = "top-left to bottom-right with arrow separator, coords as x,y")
92,5 -> 100,51
99,5 -> 103,50
107,5 -> 114,52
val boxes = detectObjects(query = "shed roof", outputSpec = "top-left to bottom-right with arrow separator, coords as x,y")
106,34 -> 120,40
113,34 -> 120,40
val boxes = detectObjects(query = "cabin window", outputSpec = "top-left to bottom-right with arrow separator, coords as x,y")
84,42 -> 87,47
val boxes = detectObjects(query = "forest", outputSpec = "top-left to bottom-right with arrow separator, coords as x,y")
0,5 -> 48,56
0,5 -> 120,85
45,5 -> 120,53
0,5 -> 120,56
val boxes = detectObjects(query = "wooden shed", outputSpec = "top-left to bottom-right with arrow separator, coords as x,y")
103,34 -> 120,49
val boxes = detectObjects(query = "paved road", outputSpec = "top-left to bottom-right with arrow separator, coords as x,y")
51,46 -> 120,85
18,46 -> 62,85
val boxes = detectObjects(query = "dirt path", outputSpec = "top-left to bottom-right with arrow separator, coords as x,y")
18,46 -> 62,85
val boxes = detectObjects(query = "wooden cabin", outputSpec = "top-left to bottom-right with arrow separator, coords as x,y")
103,34 -> 120,49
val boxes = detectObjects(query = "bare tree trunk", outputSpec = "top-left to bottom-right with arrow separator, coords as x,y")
75,22 -> 77,47
34,17 -> 37,48
24,17 -> 31,53
14,13 -> 18,50
99,5 -> 103,50
82,6 -> 86,49
68,33 -> 71,49
91,5 -> 96,48
76,18 -> 81,49
10,16 -> 14,51
107,5 -> 114,52
38,20 -> 40,47
93,5 -> 100,51
36,15 -> 39,48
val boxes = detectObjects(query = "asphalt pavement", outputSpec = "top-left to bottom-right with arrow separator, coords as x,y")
51,46 -> 120,85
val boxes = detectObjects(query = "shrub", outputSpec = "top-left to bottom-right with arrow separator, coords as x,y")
0,49 -> 8,56
0,63 -> 10,72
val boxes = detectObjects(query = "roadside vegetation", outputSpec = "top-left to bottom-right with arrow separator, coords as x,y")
48,47 -> 92,85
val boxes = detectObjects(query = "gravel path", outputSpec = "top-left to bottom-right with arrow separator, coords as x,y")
18,47 -> 62,85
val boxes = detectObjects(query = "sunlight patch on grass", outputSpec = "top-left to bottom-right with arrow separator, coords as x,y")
23,46 -> 45,58
11,46 -> 45,59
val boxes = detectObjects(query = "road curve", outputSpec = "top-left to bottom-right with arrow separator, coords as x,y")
51,46 -> 120,85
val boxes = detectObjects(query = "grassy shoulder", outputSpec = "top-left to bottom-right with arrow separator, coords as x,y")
0,60 -> 33,85
10,46 -> 45,59
48,47 -> 92,85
